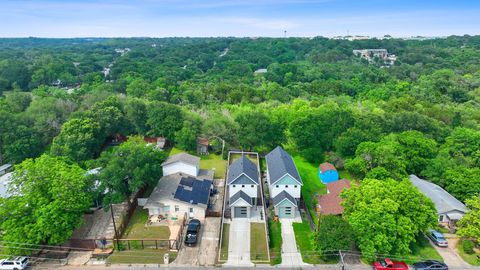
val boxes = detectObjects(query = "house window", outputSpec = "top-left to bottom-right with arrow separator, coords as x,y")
285,185 -> 288,188
189,208 -> 194,213
242,185 -> 245,188
439,215 -> 444,222
175,205 -> 179,212
251,185 -> 254,188
294,185 -> 297,188
276,185 -> 279,188
233,185 -> 236,188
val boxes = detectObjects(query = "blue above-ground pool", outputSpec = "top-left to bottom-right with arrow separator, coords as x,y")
318,169 -> 339,184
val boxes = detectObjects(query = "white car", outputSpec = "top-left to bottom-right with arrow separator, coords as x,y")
0,257 -> 29,270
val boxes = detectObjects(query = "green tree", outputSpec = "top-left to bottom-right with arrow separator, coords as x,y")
50,118 -> 101,163
341,178 -> 437,258
313,215 -> 355,260
146,101 -> 184,139
458,197 -> 480,242
97,136 -> 166,208
0,154 -> 91,254
235,110 -> 285,151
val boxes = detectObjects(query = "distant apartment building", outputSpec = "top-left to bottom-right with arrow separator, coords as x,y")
353,49 -> 397,66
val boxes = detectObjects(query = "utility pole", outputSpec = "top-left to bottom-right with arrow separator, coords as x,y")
110,204 -> 119,250
339,250 -> 346,270
284,30 -> 287,38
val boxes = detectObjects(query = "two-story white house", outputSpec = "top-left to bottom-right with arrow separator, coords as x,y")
265,146 -> 303,218
227,155 -> 259,218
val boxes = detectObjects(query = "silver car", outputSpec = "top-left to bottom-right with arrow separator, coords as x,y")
428,229 -> 448,247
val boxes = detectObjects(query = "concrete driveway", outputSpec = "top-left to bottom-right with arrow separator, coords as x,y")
224,219 -> 253,267
431,235 -> 470,268
172,217 -> 221,266
279,218 -> 308,267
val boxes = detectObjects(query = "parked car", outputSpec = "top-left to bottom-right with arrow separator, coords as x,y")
412,260 -> 448,270
372,258 -> 409,270
427,229 -> 448,247
184,219 -> 201,246
0,257 -> 29,270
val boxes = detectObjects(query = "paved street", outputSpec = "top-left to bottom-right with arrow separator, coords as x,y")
278,218 -> 308,267
223,218 -> 253,267
431,235 -> 470,268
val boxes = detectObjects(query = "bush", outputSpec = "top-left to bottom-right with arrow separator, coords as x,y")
463,239 -> 475,255
313,215 -> 355,261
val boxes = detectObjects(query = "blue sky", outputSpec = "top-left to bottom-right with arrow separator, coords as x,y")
1,0 -> 479,37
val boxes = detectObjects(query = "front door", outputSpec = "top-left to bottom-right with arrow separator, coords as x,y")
280,206 -> 293,218
234,207 -> 248,218
189,207 -> 194,218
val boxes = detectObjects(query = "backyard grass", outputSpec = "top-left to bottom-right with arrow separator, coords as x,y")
107,249 -> 176,264
293,221 -> 324,264
229,153 -> 257,165
123,208 -> 170,239
168,147 -> 227,179
338,169 -> 354,180
457,239 -> 480,266
251,223 -> 269,262
268,219 -> 282,265
200,153 -> 227,179
220,223 -> 230,261
293,155 -> 326,225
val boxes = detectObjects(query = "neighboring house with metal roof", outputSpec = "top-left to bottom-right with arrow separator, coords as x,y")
318,162 -> 339,184
144,170 -> 214,221
265,146 -> 303,218
0,164 -> 12,176
161,152 -> 200,177
227,155 -> 260,218
409,175 -> 468,226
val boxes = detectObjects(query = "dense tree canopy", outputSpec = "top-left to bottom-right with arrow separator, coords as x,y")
341,178 -> 437,258
0,155 -> 91,253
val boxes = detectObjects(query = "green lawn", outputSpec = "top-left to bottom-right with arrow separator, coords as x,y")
404,234 -> 443,264
200,153 -> 227,179
293,156 -> 326,225
268,219 -> 282,265
107,249 -> 176,264
123,208 -> 170,239
220,223 -> 230,261
338,169 -> 354,180
168,147 -> 227,179
251,223 -> 269,262
293,221 -> 324,264
458,239 -> 480,266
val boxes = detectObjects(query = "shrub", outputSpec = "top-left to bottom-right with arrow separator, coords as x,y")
463,239 -> 475,255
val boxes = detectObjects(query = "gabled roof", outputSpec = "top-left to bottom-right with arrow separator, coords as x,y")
227,156 -> 259,184
265,146 -> 302,185
230,190 -> 252,206
162,153 -> 200,167
272,191 -> 297,207
318,179 -> 351,215
409,175 -> 467,215
0,164 -> 12,172
319,162 -> 336,173
174,176 -> 212,205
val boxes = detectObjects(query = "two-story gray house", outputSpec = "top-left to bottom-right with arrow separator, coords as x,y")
227,155 -> 260,218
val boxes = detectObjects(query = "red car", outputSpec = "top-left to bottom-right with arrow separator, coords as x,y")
372,258 -> 409,270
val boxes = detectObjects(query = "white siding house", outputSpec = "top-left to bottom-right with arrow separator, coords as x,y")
266,146 -> 303,218
227,156 -> 260,218
161,153 -> 200,177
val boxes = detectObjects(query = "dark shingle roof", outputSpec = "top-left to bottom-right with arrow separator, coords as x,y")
162,153 -> 200,167
265,146 -> 302,185
272,191 -> 297,207
174,176 -> 212,205
227,155 -> 259,184
230,190 -> 252,206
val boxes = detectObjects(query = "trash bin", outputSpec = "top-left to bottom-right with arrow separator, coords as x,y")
164,253 -> 169,265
